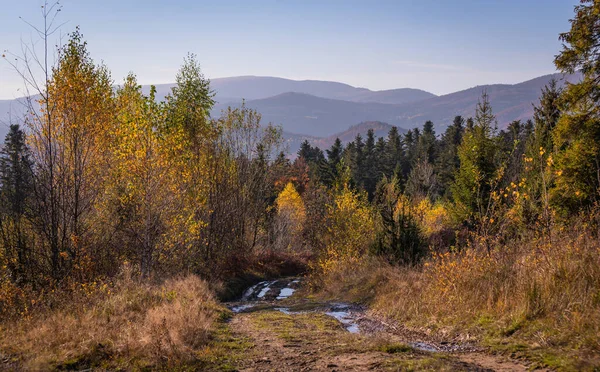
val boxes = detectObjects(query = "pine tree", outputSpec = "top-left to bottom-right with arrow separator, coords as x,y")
373,175 -> 424,264
498,120 -> 530,185
451,92 -> 499,226
384,126 -> 404,180
297,140 -> 325,182
363,129 -> 378,197
0,124 -> 33,283
520,82 -> 563,229
415,120 -> 437,164
403,129 -> 420,178
529,80 -> 562,156
435,116 -> 464,197
322,138 -> 343,187
350,134 -> 365,188
551,0 -> 600,214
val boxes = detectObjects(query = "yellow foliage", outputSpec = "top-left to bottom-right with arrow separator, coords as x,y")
276,182 -> 306,228
410,198 -> 451,237
316,185 -> 375,275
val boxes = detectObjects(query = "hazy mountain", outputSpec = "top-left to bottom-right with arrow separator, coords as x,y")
0,99 -> 28,138
148,76 -> 436,105
0,72 -> 581,142
348,88 -> 437,104
215,92 -> 407,137
390,72 -> 582,133
221,72 -> 580,137
283,121 -> 406,156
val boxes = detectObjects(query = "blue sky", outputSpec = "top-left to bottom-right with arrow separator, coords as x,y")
0,0 -> 579,99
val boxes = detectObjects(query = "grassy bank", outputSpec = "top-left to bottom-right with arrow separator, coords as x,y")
0,271 -> 227,371
311,229 -> 600,371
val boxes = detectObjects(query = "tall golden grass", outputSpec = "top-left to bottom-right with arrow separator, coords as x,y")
313,225 -> 600,369
0,268 -> 223,370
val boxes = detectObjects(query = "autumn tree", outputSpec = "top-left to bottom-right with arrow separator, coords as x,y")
203,104 -> 282,274
28,29 -> 114,280
162,54 -> 217,272
317,165 -> 376,274
105,75 -> 169,277
273,182 -> 306,250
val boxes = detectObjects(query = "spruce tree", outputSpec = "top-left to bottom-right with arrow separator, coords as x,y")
384,126 -> 404,179
321,138 -> 343,187
552,0 -> 600,214
435,116 -> 464,197
363,129 -> 378,197
415,120 -> 437,164
451,92 -> 499,225
0,124 -> 33,283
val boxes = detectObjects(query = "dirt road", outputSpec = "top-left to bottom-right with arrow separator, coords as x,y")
202,278 -> 537,371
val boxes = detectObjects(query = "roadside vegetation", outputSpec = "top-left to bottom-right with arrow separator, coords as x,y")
1,1 -> 599,370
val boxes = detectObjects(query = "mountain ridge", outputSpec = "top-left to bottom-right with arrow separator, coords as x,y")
216,72 -> 580,137
0,72 -> 581,143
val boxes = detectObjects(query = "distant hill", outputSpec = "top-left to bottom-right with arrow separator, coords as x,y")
215,92 -> 406,137
348,88 -> 436,104
315,121 -> 404,147
283,121 -> 406,156
388,72 -> 583,133
0,72 -> 581,142
220,72 -> 581,137
0,99 -> 28,137
148,76 -> 436,105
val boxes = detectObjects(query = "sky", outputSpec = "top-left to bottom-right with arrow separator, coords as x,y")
0,0 -> 580,99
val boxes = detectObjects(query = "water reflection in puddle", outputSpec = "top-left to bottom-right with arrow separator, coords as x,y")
409,342 -> 439,352
257,281 -> 276,298
231,304 -> 255,313
274,307 -> 302,315
276,287 -> 295,300
325,310 -> 360,333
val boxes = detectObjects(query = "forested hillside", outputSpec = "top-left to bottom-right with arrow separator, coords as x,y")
1,1 -> 599,371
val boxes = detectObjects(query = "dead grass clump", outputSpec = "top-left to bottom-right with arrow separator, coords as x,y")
0,271 -> 223,370
142,275 -> 218,359
311,256 -> 391,304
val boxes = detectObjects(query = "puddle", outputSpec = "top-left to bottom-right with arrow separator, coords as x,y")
410,342 -> 439,352
331,303 -> 350,310
239,278 -> 300,302
241,282 -> 264,301
230,304 -> 255,313
257,282 -> 274,299
274,307 -> 303,315
276,287 -> 295,300
325,310 -> 360,333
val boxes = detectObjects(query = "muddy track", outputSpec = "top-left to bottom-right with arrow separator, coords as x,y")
222,278 -> 537,372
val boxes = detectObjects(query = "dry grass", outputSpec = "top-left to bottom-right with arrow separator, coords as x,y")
312,227 -> 600,370
0,269 -> 225,370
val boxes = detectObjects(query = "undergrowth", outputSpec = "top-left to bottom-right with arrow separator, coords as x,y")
311,228 -> 600,371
